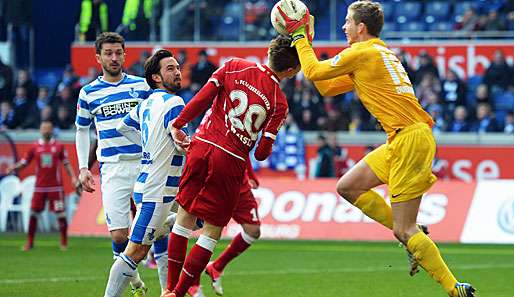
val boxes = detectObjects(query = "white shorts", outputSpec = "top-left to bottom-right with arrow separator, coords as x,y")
100,160 -> 140,231
130,201 -> 172,245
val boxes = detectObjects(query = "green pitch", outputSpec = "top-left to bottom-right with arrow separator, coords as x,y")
1,234 -> 513,297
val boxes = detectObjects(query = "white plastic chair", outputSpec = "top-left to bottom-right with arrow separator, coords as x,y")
20,176 -> 36,233
0,175 -> 22,232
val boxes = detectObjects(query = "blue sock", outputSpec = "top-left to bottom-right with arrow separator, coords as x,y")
153,236 -> 168,260
112,239 -> 129,257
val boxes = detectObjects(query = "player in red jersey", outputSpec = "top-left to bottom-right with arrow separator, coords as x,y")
203,158 -> 260,296
8,120 -> 78,251
162,35 -> 300,297
187,155 -> 261,297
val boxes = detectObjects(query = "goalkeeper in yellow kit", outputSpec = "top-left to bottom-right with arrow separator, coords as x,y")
279,1 -> 476,296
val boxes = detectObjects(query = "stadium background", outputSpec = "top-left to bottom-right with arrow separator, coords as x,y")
0,0 -> 513,296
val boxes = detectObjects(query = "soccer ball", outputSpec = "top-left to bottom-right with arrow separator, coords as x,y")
270,0 -> 308,35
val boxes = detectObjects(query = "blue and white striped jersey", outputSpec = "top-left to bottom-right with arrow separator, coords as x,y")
75,74 -> 152,163
120,89 -> 187,203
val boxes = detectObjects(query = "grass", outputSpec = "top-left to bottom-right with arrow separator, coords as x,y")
1,233 -> 513,297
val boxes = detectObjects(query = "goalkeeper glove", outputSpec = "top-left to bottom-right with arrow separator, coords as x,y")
277,6 -> 315,46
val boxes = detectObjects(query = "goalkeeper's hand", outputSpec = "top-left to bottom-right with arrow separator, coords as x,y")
277,6 -> 315,45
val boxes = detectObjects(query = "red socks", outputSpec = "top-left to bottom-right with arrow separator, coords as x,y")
167,232 -> 189,291
213,233 -> 251,272
57,217 -> 67,247
174,244 -> 213,297
27,215 -> 38,247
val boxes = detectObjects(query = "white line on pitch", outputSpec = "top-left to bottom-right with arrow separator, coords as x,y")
2,263 -> 513,284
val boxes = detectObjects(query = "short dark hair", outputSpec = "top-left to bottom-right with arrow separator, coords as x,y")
268,35 -> 300,73
95,32 -> 125,54
349,1 -> 384,37
144,49 -> 174,89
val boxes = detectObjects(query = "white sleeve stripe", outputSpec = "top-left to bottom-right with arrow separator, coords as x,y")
208,78 -> 220,87
264,132 -> 276,140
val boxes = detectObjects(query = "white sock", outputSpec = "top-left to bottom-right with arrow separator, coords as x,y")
156,253 -> 168,292
130,269 -> 144,289
104,255 -> 136,297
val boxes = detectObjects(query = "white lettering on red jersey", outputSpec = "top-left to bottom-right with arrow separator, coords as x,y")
194,58 -> 288,160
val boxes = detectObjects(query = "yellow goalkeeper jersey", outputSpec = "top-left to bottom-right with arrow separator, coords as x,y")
295,38 -> 434,140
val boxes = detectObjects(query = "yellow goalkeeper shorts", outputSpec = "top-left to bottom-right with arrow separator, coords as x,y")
364,122 -> 437,203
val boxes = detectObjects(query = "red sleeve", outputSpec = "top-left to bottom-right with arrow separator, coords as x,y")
22,145 -> 35,164
172,81 -> 219,129
173,63 -> 227,129
262,89 -> 288,141
246,157 -> 259,186
254,137 -> 275,161
60,145 -> 70,163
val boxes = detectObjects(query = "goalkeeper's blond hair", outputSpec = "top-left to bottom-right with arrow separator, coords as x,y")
349,1 -> 384,37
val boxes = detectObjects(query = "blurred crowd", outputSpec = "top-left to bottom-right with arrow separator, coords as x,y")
73,0 -> 514,42
1,48 -> 514,135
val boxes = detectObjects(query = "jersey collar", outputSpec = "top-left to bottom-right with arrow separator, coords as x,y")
258,63 -> 280,84
38,138 -> 55,145
97,73 -> 127,86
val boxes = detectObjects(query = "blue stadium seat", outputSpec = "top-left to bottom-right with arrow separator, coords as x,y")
399,21 -> 425,32
316,15 -> 331,40
217,16 -> 240,41
454,1 -> 475,17
495,110 -> 508,127
465,75 -> 483,108
494,92 -> 514,111
395,2 -> 422,22
427,21 -> 453,32
381,2 -> 395,21
382,22 -> 398,32
425,2 -> 450,21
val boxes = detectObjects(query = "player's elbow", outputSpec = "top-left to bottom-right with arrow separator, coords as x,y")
254,150 -> 269,161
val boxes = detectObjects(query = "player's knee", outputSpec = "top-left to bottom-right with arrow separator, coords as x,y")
336,179 -> 353,202
242,224 -> 260,240
111,230 -> 129,244
55,211 -> 66,219
393,228 -> 409,245
247,228 -> 261,240
30,210 -> 42,217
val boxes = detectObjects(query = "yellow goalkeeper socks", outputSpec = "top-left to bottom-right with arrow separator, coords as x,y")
353,190 -> 393,230
407,231 -> 458,296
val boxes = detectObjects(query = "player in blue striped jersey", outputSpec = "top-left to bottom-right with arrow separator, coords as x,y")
104,49 -> 188,297
75,32 -> 151,297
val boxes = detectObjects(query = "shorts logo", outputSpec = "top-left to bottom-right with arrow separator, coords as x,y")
101,101 -> 139,117
497,197 -> 514,235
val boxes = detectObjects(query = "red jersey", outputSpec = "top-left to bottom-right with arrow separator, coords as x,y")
21,139 -> 69,192
194,58 -> 288,161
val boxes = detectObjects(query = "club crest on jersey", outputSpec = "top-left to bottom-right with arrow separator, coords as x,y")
129,88 -> 139,98
147,228 -> 156,241
101,101 -> 139,117
331,54 -> 341,66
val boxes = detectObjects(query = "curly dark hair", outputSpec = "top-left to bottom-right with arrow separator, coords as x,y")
144,49 -> 174,89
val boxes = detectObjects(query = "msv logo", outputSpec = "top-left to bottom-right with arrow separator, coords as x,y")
497,197 -> 514,235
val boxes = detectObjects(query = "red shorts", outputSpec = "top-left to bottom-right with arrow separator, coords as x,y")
232,186 -> 260,225
176,140 -> 246,227
31,191 -> 65,213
